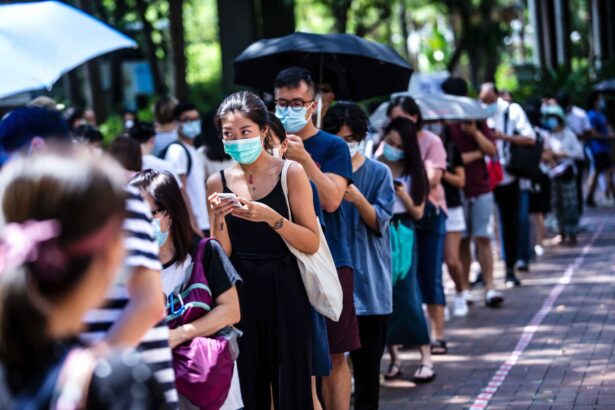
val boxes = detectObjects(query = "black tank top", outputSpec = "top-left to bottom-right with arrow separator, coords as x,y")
221,170 -> 290,259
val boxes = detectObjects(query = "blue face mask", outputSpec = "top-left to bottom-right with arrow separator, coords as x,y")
544,117 -> 559,131
152,218 -> 169,248
275,106 -> 310,133
181,120 -> 201,140
223,135 -> 263,164
484,102 -> 498,117
383,142 -> 405,162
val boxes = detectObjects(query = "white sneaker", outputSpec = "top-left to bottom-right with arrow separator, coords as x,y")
534,244 -> 544,256
485,289 -> 504,308
463,290 -> 477,305
453,294 -> 469,317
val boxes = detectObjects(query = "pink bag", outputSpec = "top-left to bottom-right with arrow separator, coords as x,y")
167,238 -> 234,410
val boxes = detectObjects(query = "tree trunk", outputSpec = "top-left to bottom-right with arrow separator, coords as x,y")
399,1 -> 410,60
135,0 -> 166,95
169,0 -> 188,101
331,0 -> 352,33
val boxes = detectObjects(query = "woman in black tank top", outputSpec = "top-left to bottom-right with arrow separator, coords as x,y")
207,92 -> 320,410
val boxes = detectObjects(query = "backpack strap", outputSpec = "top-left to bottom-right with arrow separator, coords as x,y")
160,141 -> 193,175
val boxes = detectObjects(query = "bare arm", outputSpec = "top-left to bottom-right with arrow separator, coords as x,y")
442,166 -> 465,189
395,184 -> 425,220
344,184 -> 379,233
285,135 -> 347,212
427,167 -> 444,188
462,123 -> 497,156
104,267 -> 166,347
169,286 -> 240,349
461,150 -> 483,165
206,174 -> 233,256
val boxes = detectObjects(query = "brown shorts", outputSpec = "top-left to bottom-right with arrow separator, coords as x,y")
325,267 -> 361,354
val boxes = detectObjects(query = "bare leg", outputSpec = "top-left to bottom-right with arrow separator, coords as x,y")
311,377 -> 323,410
531,213 -> 544,247
419,344 -> 433,366
427,304 -> 445,341
387,344 -> 400,366
586,169 -> 599,203
445,232 -> 464,293
322,354 -> 351,410
475,237 -> 495,291
459,238 -> 472,291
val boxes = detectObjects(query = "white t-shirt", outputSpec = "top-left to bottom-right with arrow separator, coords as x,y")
165,142 -> 210,231
142,154 -> 183,188
161,255 -> 192,296
547,128 -> 584,160
566,106 -> 592,138
487,98 -> 537,186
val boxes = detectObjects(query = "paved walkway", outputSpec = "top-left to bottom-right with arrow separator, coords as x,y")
380,208 -> 615,409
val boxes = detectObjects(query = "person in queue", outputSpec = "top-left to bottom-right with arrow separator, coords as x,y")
131,170 -> 242,409
266,114 -> 332,410
441,77 -> 502,309
379,117 -> 435,384
207,91 -> 320,409
0,150 -> 165,408
153,96 -> 179,156
542,105 -> 584,244
387,96 -> 448,357
274,67 -> 359,410
479,82 -> 536,287
323,102 -> 395,409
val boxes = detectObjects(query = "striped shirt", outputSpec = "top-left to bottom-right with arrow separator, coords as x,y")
81,185 -> 178,408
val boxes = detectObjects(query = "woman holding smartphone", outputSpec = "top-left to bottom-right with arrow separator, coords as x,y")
378,117 -> 435,384
206,91 -> 320,410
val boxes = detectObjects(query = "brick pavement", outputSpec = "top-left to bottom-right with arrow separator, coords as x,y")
379,208 -> 615,410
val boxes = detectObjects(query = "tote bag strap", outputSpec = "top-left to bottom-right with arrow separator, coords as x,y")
280,160 -> 295,221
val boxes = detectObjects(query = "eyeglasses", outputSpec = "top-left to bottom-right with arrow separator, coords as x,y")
275,98 -> 314,112
152,208 -> 166,217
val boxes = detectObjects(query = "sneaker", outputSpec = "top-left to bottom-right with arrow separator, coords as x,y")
516,261 -> 530,272
463,290 -> 476,305
534,245 -> 544,257
505,272 -> 521,288
485,289 -> 504,307
453,294 -> 469,317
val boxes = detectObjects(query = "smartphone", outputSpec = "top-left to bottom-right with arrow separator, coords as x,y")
216,193 -> 242,207
393,179 -> 403,187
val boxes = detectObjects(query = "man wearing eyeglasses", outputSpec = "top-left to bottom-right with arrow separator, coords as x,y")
274,67 -> 358,410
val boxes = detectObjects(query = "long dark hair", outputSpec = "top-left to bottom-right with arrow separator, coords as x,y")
387,96 -> 424,129
384,117 -> 428,205
130,170 -> 195,263
265,113 -> 286,151
0,149 -> 126,393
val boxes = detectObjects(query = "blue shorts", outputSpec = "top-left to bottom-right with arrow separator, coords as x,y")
311,307 -> 332,376
415,212 -> 446,306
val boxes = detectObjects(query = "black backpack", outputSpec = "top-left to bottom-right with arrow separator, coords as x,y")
158,141 -> 192,175
503,105 -> 543,180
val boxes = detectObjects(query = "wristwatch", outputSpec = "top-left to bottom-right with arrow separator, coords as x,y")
271,218 -> 285,230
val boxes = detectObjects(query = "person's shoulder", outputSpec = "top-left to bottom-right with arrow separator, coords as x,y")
572,106 -> 588,117
364,157 -> 389,174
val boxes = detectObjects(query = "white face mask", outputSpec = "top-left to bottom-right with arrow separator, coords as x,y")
346,140 -> 365,158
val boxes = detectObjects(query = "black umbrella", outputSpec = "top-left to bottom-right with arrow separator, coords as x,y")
233,32 -> 413,101
594,79 -> 615,93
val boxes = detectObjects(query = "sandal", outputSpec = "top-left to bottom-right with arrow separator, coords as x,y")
412,364 -> 436,384
384,362 -> 403,380
430,339 -> 448,355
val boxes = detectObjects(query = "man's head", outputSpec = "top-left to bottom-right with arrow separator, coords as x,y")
479,82 -> 499,105
274,67 -> 318,133
555,92 -> 571,111
173,102 -> 201,141
0,106 -> 69,156
441,77 -> 468,97
154,96 -> 179,126
128,122 -> 156,154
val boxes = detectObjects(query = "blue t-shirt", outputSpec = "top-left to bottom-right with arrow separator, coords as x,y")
587,110 -> 611,154
303,130 -> 353,268
342,158 -> 395,315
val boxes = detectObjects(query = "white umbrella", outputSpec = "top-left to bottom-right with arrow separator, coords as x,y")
0,1 -> 136,99
369,92 -> 489,132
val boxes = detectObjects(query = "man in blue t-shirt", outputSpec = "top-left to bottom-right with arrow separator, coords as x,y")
274,67 -> 358,410
585,91 -> 615,207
